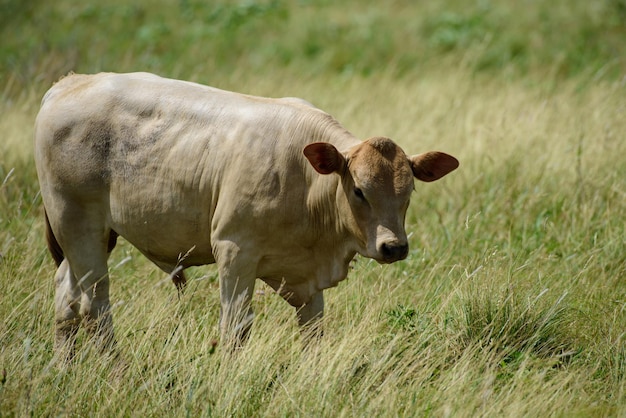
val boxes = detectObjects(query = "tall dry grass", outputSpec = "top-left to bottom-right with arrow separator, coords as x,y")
0,68 -> 624,416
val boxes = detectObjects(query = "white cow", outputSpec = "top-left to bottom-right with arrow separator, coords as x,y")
34,72 -> 458,354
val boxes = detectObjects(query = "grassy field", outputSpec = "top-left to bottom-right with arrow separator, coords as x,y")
1,1 -> 625,416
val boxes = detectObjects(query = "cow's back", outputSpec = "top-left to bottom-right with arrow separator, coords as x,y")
36,72 -> 345,186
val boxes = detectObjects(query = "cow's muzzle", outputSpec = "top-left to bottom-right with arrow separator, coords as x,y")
379,241 -> 409,263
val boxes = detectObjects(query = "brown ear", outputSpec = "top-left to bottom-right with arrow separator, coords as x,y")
303,142 -> 346,175
409,152 -> 459,182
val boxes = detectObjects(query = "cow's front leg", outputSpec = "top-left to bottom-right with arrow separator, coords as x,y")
219,275 -> 256,349
297,291 -> 324,343
214,240 -> 256,349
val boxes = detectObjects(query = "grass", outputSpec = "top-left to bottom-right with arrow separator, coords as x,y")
2,0 -> 626,99
1,0 -> 626,416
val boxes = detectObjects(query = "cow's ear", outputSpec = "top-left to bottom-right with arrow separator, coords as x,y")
303,142 -> 346,175
409,152 -> 459,182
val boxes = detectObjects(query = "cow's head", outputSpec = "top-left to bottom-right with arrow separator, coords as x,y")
304,137 -> 458,263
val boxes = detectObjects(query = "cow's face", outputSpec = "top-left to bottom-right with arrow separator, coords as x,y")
304,137 -> 459,264
342,137 -> 414,263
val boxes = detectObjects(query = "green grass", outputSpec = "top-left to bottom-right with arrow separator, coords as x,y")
2,0 -> 626,99
1,1 -> 626,416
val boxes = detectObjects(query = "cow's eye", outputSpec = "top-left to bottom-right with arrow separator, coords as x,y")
354,187 -> 365,200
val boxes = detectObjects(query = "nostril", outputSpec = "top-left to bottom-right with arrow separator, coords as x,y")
381,242 -> 409,261
381,243 -> 391,258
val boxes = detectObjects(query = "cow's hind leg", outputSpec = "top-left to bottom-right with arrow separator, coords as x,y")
46,212 -> 80,357
54,246 -> 113,357
50,213 -> 116,355
54,258 -> 81,358
72,247 -> 114,350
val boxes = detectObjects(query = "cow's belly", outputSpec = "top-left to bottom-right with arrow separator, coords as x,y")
116,225 -> 215,268
117,225 -> 215,267
109,207 -> 215,268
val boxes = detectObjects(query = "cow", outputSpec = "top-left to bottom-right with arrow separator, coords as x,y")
34,72 -> 458,355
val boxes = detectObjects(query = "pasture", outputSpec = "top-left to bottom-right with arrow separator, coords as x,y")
1,1 -> 625,416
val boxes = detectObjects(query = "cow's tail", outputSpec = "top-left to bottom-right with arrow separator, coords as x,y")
45,209 -> 64,267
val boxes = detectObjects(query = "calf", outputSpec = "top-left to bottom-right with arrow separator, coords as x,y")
34,72 -> 458,354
